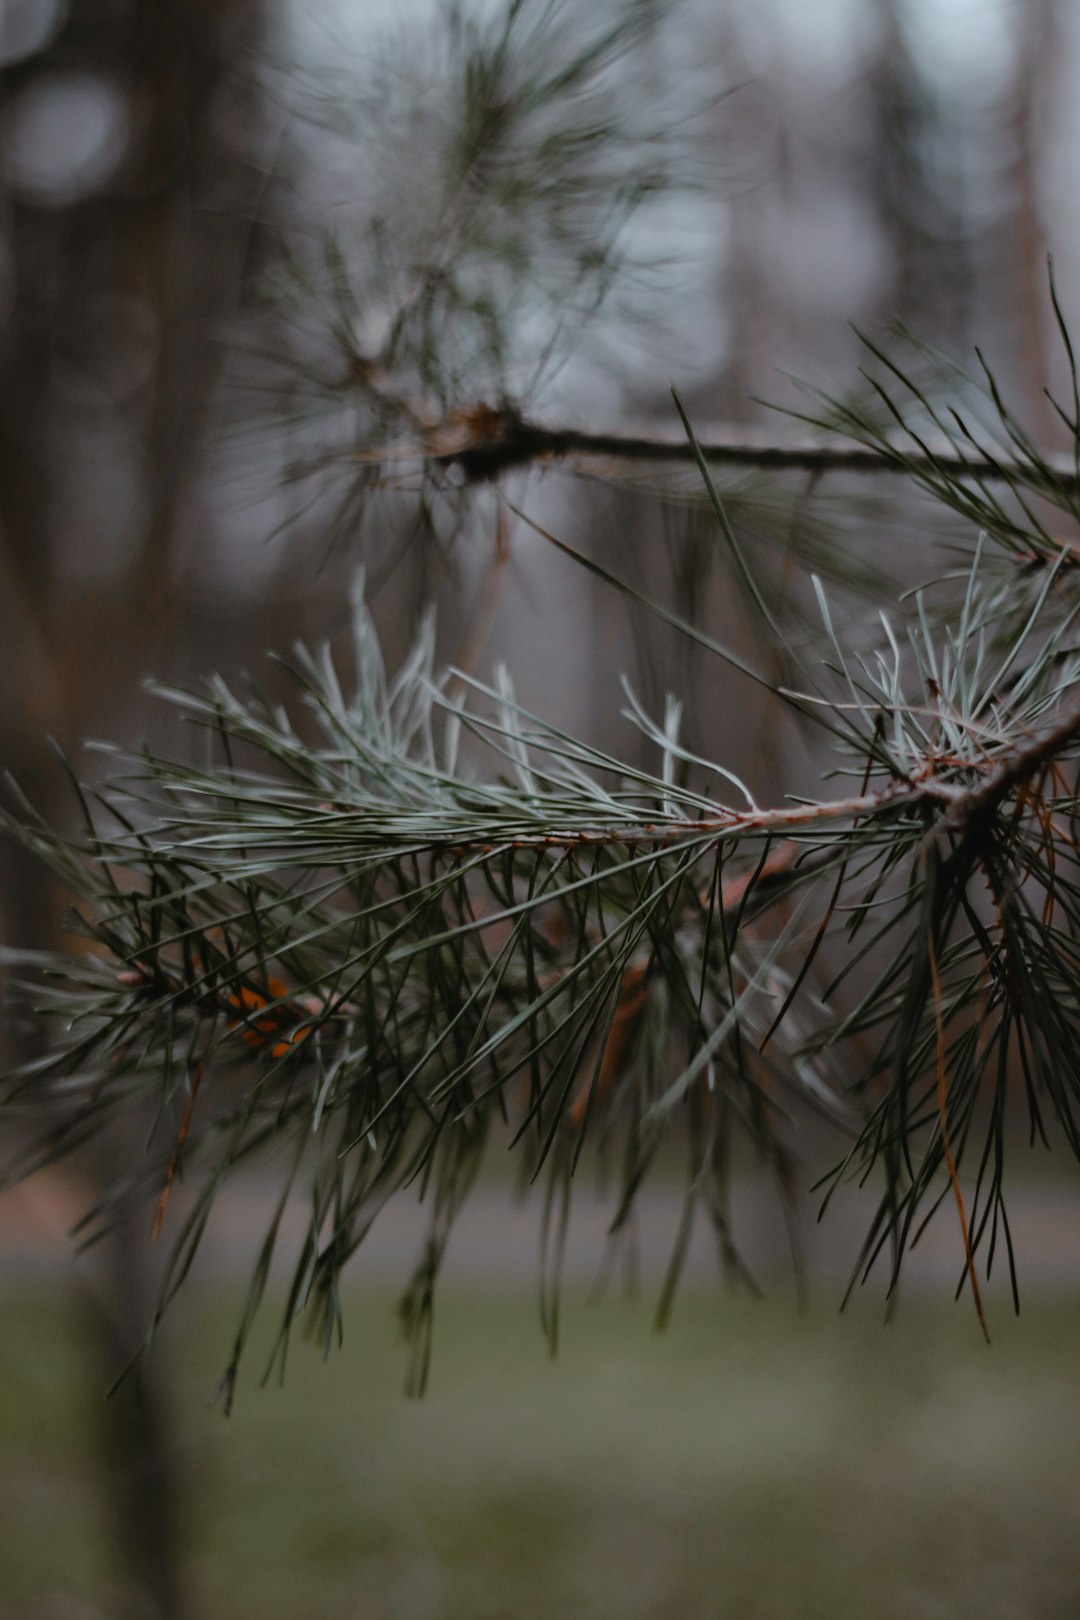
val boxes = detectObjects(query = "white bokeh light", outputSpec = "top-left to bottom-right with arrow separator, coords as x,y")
0,0 -> 64,69
1,71 -> 128,205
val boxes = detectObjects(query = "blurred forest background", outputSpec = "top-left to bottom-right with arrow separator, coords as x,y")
3,0 -> 1080,1617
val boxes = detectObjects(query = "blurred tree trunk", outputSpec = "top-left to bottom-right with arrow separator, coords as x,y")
865,0 -> 968,342
0,4 -> 273,1615
1007,0 -> 1059,431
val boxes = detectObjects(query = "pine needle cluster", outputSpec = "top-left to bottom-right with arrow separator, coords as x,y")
4,1 -> 1080,1399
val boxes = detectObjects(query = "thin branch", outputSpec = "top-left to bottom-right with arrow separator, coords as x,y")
349,403 -> 1080,492
408,699 -> 1080,854
948,700 -> 1080,826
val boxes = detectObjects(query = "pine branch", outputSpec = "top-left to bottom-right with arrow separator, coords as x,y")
8,0 -> 1080,1406
349,401 -> 1080,496
4,534 -> 1080,1394
946,697 -> 1080,825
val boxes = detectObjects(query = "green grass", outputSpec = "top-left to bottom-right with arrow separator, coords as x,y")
3,1280 -> 1080,1618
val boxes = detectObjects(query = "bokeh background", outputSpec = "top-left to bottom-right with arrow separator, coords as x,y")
3,1 -> 1080,1616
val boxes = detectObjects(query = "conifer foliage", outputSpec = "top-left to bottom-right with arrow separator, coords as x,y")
3,0 -> 1080,1396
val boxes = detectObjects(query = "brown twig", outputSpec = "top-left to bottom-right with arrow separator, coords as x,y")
434,699 -> 1080,854
946,700 -> 1080,827
348,402 -> 1080,493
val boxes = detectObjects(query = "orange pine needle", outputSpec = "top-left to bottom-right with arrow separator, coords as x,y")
569,957 -> 650,1128
224,975 -> 312,1057
152,1058 -> 204,1243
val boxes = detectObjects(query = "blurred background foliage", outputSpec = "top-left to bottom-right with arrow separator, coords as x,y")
2,0 -> 1080,1616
